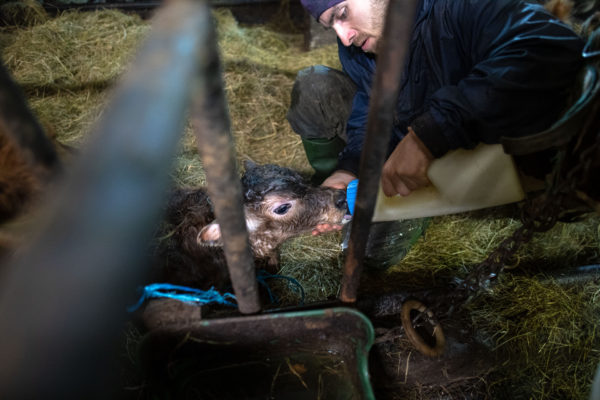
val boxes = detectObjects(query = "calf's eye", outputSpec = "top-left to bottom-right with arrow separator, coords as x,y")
273,203 -> 292,215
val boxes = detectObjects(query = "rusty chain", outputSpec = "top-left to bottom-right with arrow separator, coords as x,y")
403,103 -> 599,358
452,98 -> 600,302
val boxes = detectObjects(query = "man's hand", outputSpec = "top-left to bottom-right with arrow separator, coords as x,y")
381,127 -> 434,197
321,170 -> 357,190
312,170 -> 356,235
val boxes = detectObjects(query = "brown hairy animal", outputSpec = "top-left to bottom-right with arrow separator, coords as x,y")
0,127 -> 44,222
153,161 -> 349,290
0,118 -> 68,260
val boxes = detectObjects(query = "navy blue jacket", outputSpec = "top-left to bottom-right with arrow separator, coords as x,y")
336,0 -> 584,175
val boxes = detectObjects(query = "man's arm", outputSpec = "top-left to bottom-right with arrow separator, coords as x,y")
335,40 -> 377,176
381,127 -> 433,196
321,170 -> 356,190
380,1 -> 584,196
409,1 -> 584,161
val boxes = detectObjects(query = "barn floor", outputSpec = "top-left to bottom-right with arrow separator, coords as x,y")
2,2 -> 600,399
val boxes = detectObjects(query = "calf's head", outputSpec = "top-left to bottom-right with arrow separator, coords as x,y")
198,162 -> 349,258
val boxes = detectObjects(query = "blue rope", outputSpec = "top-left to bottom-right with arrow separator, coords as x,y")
127,283 -> 237,312
256,269 -> 305,306
129,272 -> 306,312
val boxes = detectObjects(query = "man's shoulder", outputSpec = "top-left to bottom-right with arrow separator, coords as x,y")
337,40 -> 376,74
424,0 -> 523,22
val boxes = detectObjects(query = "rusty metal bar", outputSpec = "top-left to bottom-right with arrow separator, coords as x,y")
0,61 -> 61,174
189,10 -> 261,315
340,0 -> 420,303
0,1 -> 212,397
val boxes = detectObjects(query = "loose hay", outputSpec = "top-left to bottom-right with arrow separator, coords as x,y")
2,5 -> 599,399
0,0 -> 49,28
215,8 -> 340,173
3,9 -> 148,89
468,276 -> 600,399
276,232 -> 345,303
27,90 -> 108,146
362,209 -> 600,291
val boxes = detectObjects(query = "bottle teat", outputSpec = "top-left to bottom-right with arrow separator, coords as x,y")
346,179 -> 359,215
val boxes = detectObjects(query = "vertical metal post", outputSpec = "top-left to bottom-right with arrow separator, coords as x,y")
189,12 -> 261,314
0,1 -> 212,397
340,0 -> 420,303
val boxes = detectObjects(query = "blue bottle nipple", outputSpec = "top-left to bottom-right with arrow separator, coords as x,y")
346,179 -> 359,215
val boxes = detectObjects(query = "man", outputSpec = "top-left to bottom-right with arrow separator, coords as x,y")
287,0 -> 585,234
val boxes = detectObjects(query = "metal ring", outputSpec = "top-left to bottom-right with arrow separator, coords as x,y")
401,299 -> 445,357
503,254 -> 521,270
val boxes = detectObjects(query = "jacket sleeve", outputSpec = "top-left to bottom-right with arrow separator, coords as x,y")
412,1 -> 584,158
335,41 -> 377,175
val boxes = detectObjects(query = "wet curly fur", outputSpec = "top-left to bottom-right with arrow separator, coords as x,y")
153,162 -> 348,290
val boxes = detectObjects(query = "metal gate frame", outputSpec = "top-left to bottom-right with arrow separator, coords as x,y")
0,0 -> 418,397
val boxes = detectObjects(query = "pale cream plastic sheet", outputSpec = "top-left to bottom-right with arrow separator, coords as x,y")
372,144 -> 526,222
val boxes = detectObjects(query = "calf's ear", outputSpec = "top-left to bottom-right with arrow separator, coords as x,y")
197,222 -> 223,246
243,159 -> 257,172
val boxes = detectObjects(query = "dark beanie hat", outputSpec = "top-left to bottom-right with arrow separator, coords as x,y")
301,0 -> 344,20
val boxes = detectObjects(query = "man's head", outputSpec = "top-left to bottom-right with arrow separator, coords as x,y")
302,0 -> 388,54
301,0 -> 344,21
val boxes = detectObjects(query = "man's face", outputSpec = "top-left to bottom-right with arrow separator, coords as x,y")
318,0 -> 387,54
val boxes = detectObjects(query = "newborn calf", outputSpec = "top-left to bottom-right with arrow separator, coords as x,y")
154,162 -> 349,289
